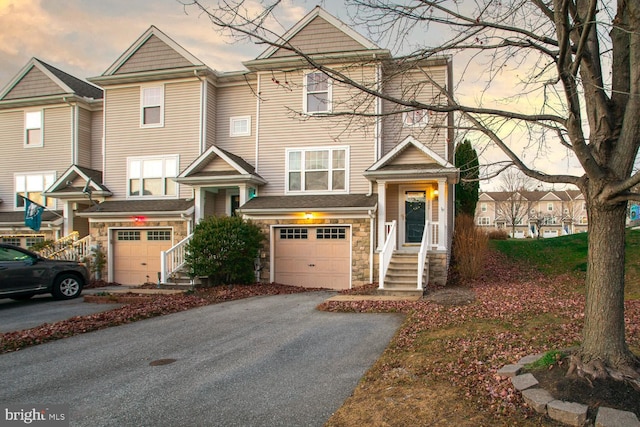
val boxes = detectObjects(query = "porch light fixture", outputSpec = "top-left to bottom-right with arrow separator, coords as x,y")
432,189 -> 439,198
304,212 -> 313,219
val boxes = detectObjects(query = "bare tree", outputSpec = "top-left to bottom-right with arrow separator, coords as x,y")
497,169 -> 534,237
180,0 -> 640,383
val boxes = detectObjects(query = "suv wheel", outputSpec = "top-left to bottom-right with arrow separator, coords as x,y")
52,274 -> 83,300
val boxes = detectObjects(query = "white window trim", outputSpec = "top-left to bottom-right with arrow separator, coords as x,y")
402,109 -> 430,127
547,202 -> 554,211
140,85 -> 164,128
126,155 -> 179,199
285,146 -> 349,194
230,116 -> 251,137
480,203 -> 487,212
24,110 -> 43,148
477,217 -> 491,226
303,71 -> 332,114
14,171 -> 56,210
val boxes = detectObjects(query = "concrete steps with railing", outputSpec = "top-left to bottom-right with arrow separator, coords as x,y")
379,252 -> 426,297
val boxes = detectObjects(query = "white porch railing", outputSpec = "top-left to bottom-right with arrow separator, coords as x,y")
160,233 -> 193,284
379,221 -> 397,289
417,220 -> 430,290
430,222 -> 440,249
38,232 -> 91,261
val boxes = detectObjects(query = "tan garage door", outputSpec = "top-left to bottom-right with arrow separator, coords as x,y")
112,229 -> 172,285
274,226 -> 351,290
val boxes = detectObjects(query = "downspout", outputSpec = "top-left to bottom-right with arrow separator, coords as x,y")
63,97 -> 77,164
255,72 -> 261,173
375,61 -> 382,162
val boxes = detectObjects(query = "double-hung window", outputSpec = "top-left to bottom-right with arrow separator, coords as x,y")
128,155 -> 178,197
141,86 -> 164,127
304,72 -> 331,113
402,109 -> 429,127
25,111 -> 43,147
287,147 -> 347,193
15,172 -> 55,209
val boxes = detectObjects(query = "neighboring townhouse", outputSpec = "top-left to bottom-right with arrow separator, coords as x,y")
476,189 -> 588,238
0,7 -> 459,292
0,58 -> 104,249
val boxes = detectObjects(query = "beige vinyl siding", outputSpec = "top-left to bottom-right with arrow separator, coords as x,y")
103,79 -> 201,198
0,105 -> 73,211
205,81 -> 217,150
392,145 -> 438,165
201,156 -> 236,173
77,107 -> 93,168
382,66 -> 448,158
385,184 -> 399,223
90,110 -> 103,171
0,110 -> 23,211
42,106 -> 72,164
115,35 -> 194,74
3,67 -> 62,100
255,66 -> 377,196
271,16 -> 367,58
215,81 -> 257,163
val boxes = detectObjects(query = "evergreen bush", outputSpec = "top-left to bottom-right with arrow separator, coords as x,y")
185,216 -> 264,286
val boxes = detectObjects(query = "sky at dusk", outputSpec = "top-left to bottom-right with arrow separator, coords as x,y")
0,0 -> 584,189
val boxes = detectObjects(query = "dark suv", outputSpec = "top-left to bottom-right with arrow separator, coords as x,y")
0,244 -> 89,300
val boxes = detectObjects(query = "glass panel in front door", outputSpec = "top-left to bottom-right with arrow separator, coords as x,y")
405,191 -> 426,243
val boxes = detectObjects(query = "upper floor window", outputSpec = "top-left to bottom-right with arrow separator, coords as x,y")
15,172 -> 56,209
480,203 -> 487,212
547,202 -> 554,211
287,147 -> 347,193
230,116 -> 251,137
128,155 -> 178,198
403,109 -> 429,127
141,86 -> 164,127
304,72 -> 331,113
25,111 -> 43,147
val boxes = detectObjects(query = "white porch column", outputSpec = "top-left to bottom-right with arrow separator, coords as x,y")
239,184 -> 248,205
63,201 -> 74,236
438,179 -> 447,250
377,181 -> 387,249
194,187 -> 205,223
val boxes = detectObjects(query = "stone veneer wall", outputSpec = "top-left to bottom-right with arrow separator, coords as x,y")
89,220 -> 190,282
251,218 -> 372,288
428,251 -> 449,287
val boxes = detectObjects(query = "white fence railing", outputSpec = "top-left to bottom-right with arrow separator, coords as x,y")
417,221 -> 430,290
379,221 -> 397,289
160,233 -> 193,284
38,232 -> 92,262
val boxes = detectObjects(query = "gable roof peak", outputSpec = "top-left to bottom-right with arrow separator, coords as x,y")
0,57 -> 103,101
101,25 -> 206,76
255,6 -> 382,60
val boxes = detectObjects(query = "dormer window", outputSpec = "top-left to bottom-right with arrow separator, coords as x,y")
141,86 -> 164,127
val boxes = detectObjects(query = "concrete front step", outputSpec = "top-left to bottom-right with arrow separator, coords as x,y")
377,288 -> 424,297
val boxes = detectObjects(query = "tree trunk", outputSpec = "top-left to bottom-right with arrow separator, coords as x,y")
578,199 -> 638,371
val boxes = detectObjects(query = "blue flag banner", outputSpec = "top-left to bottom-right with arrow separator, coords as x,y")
630,205 -> 639,221
24,198 -> 44,231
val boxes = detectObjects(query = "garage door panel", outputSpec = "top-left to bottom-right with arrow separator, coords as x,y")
274,226 -> 350,290
113,229 -> 172,286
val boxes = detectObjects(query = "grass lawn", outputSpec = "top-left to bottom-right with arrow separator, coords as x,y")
322,230 -> 640,426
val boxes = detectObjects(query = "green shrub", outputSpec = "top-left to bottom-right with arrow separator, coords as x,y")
185,216 -> 265,286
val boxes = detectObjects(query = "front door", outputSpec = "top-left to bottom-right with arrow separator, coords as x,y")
404,190 -> 426,244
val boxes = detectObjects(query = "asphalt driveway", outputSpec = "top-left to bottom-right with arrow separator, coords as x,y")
0,291 -> 403,427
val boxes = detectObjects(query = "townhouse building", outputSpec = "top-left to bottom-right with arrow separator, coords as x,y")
0,7 -> 458,292
475,190 -> 588,238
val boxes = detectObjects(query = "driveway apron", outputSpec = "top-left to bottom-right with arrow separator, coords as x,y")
0,291 -> 403,427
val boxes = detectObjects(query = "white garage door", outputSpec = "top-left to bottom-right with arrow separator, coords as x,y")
274,226 -> 351,290
112,229 -> 172,285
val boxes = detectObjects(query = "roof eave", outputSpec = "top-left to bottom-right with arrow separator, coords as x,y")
243,49 -> 391,71
173,174 -> 267,186
77,205 -> 195,218
88,66 -> 213,86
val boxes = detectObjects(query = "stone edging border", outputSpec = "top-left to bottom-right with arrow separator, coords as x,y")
497,354 -> 640,427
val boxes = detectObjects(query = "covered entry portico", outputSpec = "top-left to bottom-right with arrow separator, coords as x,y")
364,137 -> 459,291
